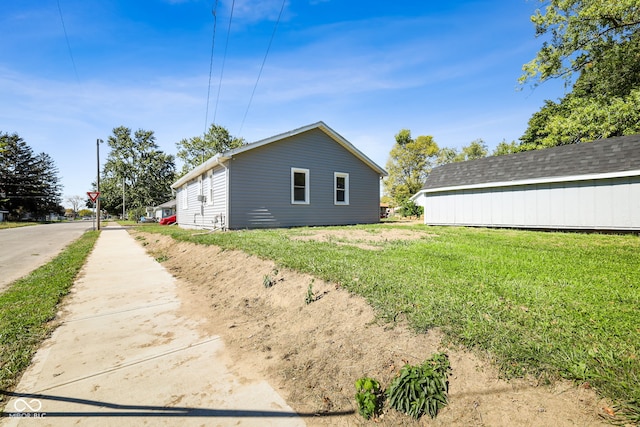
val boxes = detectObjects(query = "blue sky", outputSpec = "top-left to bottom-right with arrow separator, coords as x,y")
1,0 -> 566,205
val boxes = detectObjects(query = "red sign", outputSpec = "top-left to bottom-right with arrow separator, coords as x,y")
87,191 -> 100,202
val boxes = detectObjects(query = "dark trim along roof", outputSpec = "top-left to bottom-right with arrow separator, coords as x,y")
420,134 -> 640,191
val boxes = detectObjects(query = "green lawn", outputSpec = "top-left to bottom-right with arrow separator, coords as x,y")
143,224 -> 639,421
0,231 -> 99,393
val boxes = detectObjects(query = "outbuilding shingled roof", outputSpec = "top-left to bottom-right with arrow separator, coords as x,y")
421,134 -> 640,191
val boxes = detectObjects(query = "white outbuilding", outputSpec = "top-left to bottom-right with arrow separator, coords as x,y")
411,135 -> 640,231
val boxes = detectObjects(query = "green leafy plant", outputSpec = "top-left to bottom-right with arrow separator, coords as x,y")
155,254 -> 169,263
355,377 -> 383,420
387,353 -> 451,419
263,274 -> 275,288
305,280 -> 316,304
263,268 -> 279,288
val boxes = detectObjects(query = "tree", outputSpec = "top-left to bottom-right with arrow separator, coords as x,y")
434,140 -> 490,166
436,147 -> 458,166
31,152 -> 63,217
520,87 -> 640,149
384,130 -> 439,206
176,124 -> 245,176
0,132 -> 62,219
492,140 -> 519,156
520,0 -> 640,87
99,126 -> 176,217
453,139 -> 488,162
65,195 -> 84,218
520,1 -> 640,148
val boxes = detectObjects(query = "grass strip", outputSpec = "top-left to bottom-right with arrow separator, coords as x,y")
0,231 -> 99,392
142,224 -> 639,421
0,222 -> 38,230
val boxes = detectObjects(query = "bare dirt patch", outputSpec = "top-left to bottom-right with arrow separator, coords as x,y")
290,227 -> 435,250
134,230 -> 609,426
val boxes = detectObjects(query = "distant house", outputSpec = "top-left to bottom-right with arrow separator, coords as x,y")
0,210 -> 8,222
171,122 -> 387,230
411,135 -> 640,231
152,199 -> 176,221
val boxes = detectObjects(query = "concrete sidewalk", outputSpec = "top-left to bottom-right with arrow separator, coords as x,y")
2,227 -> 305,426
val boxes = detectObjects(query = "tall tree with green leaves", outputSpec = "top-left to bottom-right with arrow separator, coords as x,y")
0,132 -> 62,219
521,0 -> 640,87
176,124 -> 245,176
492,140 -> 519,156
31,152 -> 63,216
454,139 -> 488,162
100,126 -> 176,217
384,129 -> 439,206
434,139 -> 491,167
520,1 -> 640,148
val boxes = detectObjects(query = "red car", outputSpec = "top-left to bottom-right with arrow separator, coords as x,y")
159,214 -> 176,225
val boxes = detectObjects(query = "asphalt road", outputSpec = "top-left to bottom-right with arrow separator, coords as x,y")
0,221 -> 92,292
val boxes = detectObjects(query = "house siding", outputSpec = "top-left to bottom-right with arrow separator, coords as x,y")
227,128 -> 380,229
176,178 -> 203,227
176,165 -> 228,229
420,176 -> 640,230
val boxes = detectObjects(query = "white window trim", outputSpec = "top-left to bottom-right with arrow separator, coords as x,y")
334,172 -> 349,205
182,184 -> 188,209
208,171 -> 214,205
291,168 -> 310,205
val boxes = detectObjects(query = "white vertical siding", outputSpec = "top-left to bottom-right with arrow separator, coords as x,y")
492,189 -> 504,225
536,184 -> 550,227
176,165 -> 229,229
176,178 -> 202,227
421,177 -> 640,230
201,165 -> 227,228
631,180 -> 640,228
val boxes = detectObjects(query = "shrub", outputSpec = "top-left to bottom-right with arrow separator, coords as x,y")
355,377 -> 383,419
387,353 -> 450,419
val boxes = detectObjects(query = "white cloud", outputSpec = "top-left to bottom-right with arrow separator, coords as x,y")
222,0 -> 290,23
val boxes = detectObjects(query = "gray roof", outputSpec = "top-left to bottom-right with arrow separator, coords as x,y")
155,199 -> 176,209
421,134 -> 640,191
173,121 -> 387,189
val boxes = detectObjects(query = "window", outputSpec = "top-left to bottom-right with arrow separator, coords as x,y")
182,184 -> 188,209
208,171 -> 214,205
291,168 -> 310,204
334,172 -> 349,205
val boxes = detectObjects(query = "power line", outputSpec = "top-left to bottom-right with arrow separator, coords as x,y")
238,0 -> 287,137
204,0 -> 220,136
213,0 -> 236,125
56,0 -> 81,85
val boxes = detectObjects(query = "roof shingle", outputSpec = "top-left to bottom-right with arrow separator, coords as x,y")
422,135 -> 640,190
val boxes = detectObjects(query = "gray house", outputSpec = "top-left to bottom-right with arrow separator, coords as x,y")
411,135 -> 640,231
171,122 -> 387,230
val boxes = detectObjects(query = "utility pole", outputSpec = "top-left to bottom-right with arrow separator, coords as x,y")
97,138 -> 103,230
122,176 -> 125,221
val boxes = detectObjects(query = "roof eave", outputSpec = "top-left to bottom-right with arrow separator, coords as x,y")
414,169 -> 640,196
172,122 -> 388,188
171,156 -> 225,189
